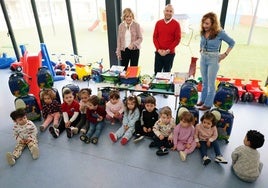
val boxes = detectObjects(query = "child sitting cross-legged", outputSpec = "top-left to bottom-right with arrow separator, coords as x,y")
149,106 -> 175,156
109,95 -> 140,145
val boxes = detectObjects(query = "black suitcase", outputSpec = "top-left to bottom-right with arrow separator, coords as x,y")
14,94 -> 41,121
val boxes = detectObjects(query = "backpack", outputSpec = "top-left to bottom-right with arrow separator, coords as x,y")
179,79 -> 198,108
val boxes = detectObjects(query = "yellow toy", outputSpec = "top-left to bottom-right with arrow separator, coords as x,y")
71,63 -> 92,81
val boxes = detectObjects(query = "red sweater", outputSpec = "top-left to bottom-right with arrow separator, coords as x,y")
153,19 -> 181,54
86,105 -> 106,124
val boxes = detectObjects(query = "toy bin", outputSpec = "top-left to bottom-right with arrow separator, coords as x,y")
101,71 -> 120,84
150,79 -> 173,91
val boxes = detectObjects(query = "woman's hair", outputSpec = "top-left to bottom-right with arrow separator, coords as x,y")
200,111 -> 217,126
125,95 -> 138,113
159,106 -> 172,117
109,90 -> 120,100
78,88 -> 92,98
40,88 -> 56,100
88,95 -> 100,106
179,111 -> 195,124
200,12 -> 221,39
121,8 -> 135,21
246,130 -> 265,149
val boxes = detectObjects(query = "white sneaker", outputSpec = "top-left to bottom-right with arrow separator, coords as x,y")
40,125 -> 45,132
215,155 -> 228,164
6,152 -> 16,166
80,128 -> 86,134
31,146 -> 39,160
72,127 -> 79,135
203,155 -> 211,166
133,135 -> 144,143
179,151 -> 187,161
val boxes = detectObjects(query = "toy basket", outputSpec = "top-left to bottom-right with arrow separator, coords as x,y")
101,71 -> 120,84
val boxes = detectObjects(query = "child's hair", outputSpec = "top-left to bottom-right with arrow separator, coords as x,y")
200,111 -> 217,126
125,95 -> 139,113
62,88 -> 73,97
88,95 -> 100,106
179,111 -> 195,124
40,88 -> 56,100
78,88 -> 92,98
246,130 -> 265,149
109,90 -> 120,100
10,108 -> 27,121
144,96 -> 156,105
159,106 -> 172,117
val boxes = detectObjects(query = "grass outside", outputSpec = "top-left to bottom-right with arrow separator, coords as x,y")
1,23 -> 268,84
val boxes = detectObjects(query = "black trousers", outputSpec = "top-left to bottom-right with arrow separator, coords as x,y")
58,114 -> 81,134
154,52 -> 175,75
134,121 -> 154,138
153,136 -> 173,149
120,48 -> 140,70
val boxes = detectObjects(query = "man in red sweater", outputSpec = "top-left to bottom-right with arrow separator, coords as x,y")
153,4 -> 181,75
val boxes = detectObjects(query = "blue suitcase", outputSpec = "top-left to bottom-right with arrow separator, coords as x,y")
14,94 -> 41,121
211,108 -> 234,143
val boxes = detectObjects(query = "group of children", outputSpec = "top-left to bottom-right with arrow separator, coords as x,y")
6,88 -> 265,183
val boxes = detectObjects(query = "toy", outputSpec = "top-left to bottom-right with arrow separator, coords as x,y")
70,55 -> 92,81
51,53 -> 73,76
0,53 -> 17,69
140,74 -> 153,89
245,79 -> 267,103
232,78 -> 248,102
10,61 -> 23,72
91,58 -> 104,83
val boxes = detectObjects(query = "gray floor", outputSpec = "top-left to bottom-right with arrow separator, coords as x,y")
0,68 -> 267,188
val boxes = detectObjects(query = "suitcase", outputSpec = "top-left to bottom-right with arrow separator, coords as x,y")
8,72 -> 29,97
214,82 -> 239,110
37,66 -> 54,89
179,79 -> 198,108
211,108 -> 234,143
15,94 -> 41,121
176,105 -> 199,126
62,84 -> 80,100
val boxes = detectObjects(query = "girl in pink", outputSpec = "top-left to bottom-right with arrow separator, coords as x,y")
105,90 -> 124,125
40,89 -> 61,132
172,111 -> 196,161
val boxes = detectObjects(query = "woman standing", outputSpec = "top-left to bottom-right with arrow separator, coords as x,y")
116,8 -> 143,70
197,12 -> 235,111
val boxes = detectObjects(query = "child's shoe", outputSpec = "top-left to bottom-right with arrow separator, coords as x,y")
133,135 -> 144,143
31,146 -> 39,160
6,152 -> 16,166
40,125 -> 45,132
215,155 -> 228,164
72,127 -> 79,135
80,134 -> 88,142
49,127 -> 59,138
85,137 -> 91,144
179,151 -> 187,161
120,137 -> 128,145
109,132 -> 117,143
91,137 -> 98,144
80,128 -> 86,134
203,155 -> 211,166
66,127 -> 74,138
156,147 -> 169,156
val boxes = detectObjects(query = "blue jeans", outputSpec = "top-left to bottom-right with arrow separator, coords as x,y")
199,140 -> 221,158
86,121 -> 104,139
200,52 -> 219,107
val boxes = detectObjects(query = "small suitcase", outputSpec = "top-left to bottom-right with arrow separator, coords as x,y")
179,79 -> 198,108
37,66 -> 54,89
211,108 -> 234,143
176,105 -> 199,126
8,72 -> 29,97
15,94 -> 41,121
62,84 -> 80,100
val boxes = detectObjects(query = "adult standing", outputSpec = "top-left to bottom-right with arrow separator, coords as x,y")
153,4 -> 181,75
197,12 -> 235,111
116,8 -> 143,71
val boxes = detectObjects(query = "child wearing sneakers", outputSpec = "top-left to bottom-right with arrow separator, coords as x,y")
150,106 -> 175,156
109,95 -> 140,145
73,88 -> 92,135
6,108 -> 39,166
105,90 -> 124,125
172,111 -> 196,161
232,130 -> 265,182
133,95 -> 159,143
80,95 -> 106,144
40,88 -> 61,132
194,111 -> 227,166
49,88 -> 80,138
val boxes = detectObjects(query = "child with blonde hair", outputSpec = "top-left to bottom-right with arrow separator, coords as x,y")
40,88 -> 61,132
172,111 -> 196,161
109,95 -> 140,145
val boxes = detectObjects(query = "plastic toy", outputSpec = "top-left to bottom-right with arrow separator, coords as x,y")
245,79 -> 267,103
232,78 -> 248,102
0,53 -> 17,69
69,55 -> 92,81
91,58 -> 104,83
